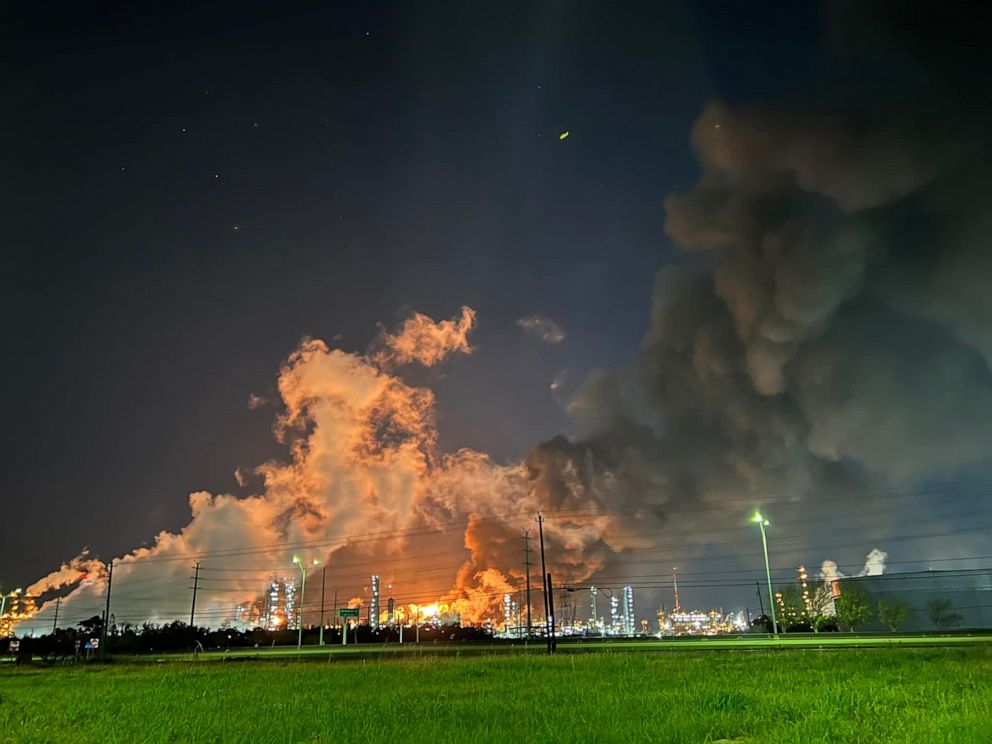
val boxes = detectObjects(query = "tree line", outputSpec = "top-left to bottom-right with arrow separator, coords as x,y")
1,617 -> 497,661
751,584 -> 968,633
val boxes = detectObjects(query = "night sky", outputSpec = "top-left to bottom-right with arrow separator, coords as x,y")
4,1 -> 990,616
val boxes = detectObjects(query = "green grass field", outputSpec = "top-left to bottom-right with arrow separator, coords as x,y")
161,632 -> 992,662
2,648 -> 990,743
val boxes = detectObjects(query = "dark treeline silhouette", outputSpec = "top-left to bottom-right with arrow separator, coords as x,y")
1,618 -> 496,661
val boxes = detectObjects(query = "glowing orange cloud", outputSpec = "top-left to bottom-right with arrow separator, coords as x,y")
18,306 -> 616,631
374,306 -> 476,367
26,550 -> 105,596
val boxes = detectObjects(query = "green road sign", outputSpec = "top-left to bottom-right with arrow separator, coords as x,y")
338,608 -> 360,618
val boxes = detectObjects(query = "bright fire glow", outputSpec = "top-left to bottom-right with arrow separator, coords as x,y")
14,308 -> 621,633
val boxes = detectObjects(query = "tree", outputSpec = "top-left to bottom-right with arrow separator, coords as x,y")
834,589 -> 872,631
878,599 -> 909,631
814,616 -> 839,632
927,598 -> 963,630
808,586 -> 837,632
77,615 -> 104,637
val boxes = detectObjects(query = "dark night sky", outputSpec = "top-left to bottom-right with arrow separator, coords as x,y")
3,1 -> 988,604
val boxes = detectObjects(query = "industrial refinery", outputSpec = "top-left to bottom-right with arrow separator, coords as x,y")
7,560 -> 990,640
233,577 -> 299,631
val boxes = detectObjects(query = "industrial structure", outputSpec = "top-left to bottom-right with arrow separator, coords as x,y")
234,576 -> 298,630
796,565 -> 811,612
19,553 -> 987,640
370,575 -> 380,629
622,585 -> 635,635
0,591 -> 37,638
654,568 -> 748,636
658,608 -> 745,636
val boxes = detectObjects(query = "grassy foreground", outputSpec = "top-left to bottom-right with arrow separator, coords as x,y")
2,648 -> 990,743
165,632 -> 992,662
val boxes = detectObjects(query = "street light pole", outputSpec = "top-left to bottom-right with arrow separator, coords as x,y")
293,557 -> 319,650
752,513 -> 778,639
319,566 -> 326,646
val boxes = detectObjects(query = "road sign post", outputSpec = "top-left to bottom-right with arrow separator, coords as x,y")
339,608 -> 358,646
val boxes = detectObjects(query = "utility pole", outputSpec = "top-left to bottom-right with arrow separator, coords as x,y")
190,562 -> 201,627
546,573 -> 557,653
52,596 -> 61,634
332,590 -> 338,630
536,514 -> 553,654
319,567 -> 326,646
523,530 -> 533,639
100,561 -> 114,659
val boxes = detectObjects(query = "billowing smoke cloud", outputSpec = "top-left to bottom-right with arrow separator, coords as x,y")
19,308 -> 617,630
820,549 -> 889,583
651,100 -> 992,480
860,549 -> 888,577
535,92 -> 992,552
373,306 -> 476,367
498,67 -> 992,603
18,44 -> 992,630
518,314 -> 566,344
26,550 -> 105,597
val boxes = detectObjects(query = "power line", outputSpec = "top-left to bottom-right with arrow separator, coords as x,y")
58,474 -> 992,569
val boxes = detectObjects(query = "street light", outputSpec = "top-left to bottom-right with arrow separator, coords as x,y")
293,557 -> 319,650
751,513 -> 778,639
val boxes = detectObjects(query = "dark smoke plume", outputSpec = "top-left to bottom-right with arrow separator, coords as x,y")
525,23 -> 992,589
